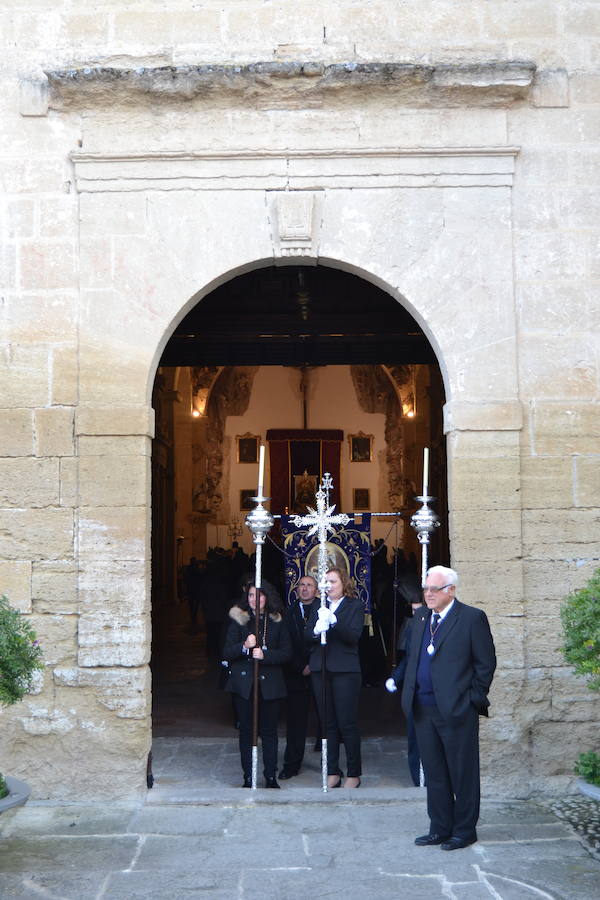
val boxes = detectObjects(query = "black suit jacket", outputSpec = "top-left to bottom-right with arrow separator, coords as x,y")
305,596 -> 364,673
401,599 -> 496,725
283,599 -> 317,690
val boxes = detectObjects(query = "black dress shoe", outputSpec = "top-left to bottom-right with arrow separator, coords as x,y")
264,777 -> 280,789
278,769 -> 299,780
242,776 -> 251,788
414,833 -> 451,846
440,835 -> 477,851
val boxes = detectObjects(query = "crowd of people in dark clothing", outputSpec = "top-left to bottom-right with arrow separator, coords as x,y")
181,541 -> 424,788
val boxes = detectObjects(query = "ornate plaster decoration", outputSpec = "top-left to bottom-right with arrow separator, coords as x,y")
270,192 -> 322,258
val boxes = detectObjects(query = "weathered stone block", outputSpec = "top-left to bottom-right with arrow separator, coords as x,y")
0,458 -> 59,507
34,407 -> 75,457
78,507 -> 148,560
0,560 -> 32,612
76,406 -> 155,438
520,456 -> 573,509
0,344 -> 49,408
532,721 -> 600,776
51,343 -> 78,406
529,402 -> 600,456
78,559 -> 149,617
0,408 -> 34,455
79,194 -> 148,237
522,508 -> 600,559
519,334 -> 597,400
447,429 -> 520,459
448,457 -> 521,511
78,435 -> 151,457
444,402 -> 523,434
78,613 -> 150,667
450,509 -> 522,563
456,559 -> 524,613
0,508 -> 74,559
18,72 -> 49,117
575,456 -> 600,507
486,615 -> 525,668
59,457 -> 78,508
53,666 -> 151,719
19,241 -> 77,291
32,561 -> 77,614
523,559 -> 597,603
524,614 -> 564,668
29,613 -> 78,667
551,667 -> 600,722
78,455 -> 149,507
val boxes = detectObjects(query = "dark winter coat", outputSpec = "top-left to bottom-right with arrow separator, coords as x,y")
222,606 -> 292,700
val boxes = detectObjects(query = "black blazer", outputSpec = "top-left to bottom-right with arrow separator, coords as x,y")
305,596 -> 364,673
283,599 -> 318,690
401,599 -> 496,724
223,606 -> 292,701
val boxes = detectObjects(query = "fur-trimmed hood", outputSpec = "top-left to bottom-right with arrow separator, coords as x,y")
229,605 -> 282,625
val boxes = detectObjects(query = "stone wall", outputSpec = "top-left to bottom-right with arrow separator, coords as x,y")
1,1 -> 598,799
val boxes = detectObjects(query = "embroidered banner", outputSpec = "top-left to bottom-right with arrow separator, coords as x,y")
280,513 -> 372,613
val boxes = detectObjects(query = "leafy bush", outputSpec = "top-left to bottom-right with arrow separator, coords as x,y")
560,568 -> 600,691
574,751 -> 600,787
0,595 -> 44,800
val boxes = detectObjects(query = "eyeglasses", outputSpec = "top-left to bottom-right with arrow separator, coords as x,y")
423,584 -> 453,594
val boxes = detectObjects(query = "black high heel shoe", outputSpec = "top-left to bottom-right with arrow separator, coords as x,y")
327,772 -> 343,789
243,776 -> 252,788
265,776 -> 280,788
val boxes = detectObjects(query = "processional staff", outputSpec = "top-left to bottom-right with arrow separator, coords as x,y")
244,445 -> 274,790
410,447 -> 440,588
291,473 -> 349,792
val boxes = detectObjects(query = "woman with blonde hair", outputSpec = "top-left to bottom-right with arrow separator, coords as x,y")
305,566 -> 364,788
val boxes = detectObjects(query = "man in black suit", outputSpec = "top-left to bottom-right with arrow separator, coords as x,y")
401,565 -> 496,851
279,575 -> 319,779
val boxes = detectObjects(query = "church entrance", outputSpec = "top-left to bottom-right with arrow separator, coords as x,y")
150,264 -> 448,758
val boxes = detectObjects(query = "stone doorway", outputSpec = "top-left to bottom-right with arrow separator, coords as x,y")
150,264 -> 448,761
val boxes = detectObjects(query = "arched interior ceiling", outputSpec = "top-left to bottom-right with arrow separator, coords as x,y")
159,265 -> 437,367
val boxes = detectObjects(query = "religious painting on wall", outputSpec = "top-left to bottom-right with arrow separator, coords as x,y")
236,434 -> 259,463
239,489 -> 256,510
349,432 -> 373,462
353,488 -> 370,510
293,471 -> 318,514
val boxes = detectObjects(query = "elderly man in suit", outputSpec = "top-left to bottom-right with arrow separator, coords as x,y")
401,565 -> 496,851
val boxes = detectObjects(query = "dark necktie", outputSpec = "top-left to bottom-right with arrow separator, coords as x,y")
432,613 -> 440,629
301,605 -> 309,623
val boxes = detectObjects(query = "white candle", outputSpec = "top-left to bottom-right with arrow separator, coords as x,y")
422,447 -> 429,497
257,444 -> 265,497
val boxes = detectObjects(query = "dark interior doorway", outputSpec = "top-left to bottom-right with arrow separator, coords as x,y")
151,264 -> 448,742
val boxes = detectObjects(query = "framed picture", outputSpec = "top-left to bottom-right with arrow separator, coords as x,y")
240,489 -> 256,511
292,472 -> 318,514
353,488 -> 370,510
236,434 -> 259,464
348,432 -> 373,462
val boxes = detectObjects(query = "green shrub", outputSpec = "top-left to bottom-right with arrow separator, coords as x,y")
560,568 -> 600,691
0,595 -> 44,798
574,751 -> 600,787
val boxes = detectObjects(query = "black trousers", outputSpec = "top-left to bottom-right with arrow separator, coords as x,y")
413,701 -> 480,840
282,685 -> 311,772
311,671 -> 362,777
233,693 -> 280,779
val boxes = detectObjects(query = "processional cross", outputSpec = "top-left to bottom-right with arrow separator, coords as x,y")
290,472 -> 349,791
290,473 -> 350,601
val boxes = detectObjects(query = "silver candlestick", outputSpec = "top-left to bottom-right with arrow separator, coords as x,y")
410,494 -> 440,588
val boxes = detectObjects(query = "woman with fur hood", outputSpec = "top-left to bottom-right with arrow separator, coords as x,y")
223,580 -> 292,788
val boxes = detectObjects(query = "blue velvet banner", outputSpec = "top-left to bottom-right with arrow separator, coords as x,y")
280,513 -> 372,613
